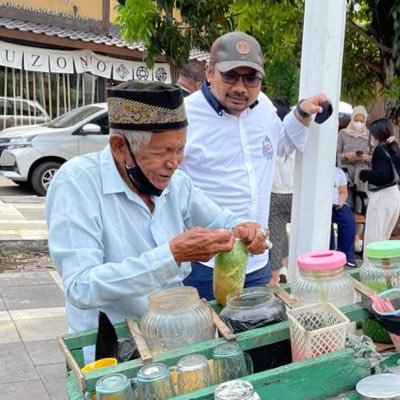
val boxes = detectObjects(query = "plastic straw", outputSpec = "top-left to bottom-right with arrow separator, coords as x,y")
371,294 -> 400,351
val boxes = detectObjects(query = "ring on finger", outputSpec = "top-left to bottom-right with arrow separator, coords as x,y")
257,227 -> 270,238
257,228 -> 272,249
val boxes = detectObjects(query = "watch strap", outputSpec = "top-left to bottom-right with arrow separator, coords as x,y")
296,99 -> 311,118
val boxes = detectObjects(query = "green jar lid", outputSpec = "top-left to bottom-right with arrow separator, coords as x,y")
366,240 -> 400,258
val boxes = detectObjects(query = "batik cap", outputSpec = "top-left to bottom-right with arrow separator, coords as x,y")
209,31 -> 265,76
107,80 -> 188,131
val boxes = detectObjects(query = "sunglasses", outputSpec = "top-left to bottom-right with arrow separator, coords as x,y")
219,71 -> 262,88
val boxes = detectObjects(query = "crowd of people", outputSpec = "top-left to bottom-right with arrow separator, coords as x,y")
45,31 -> 400,361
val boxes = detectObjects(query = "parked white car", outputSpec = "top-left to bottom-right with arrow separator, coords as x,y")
0,103 -> 109,196
0,96 -> 50,130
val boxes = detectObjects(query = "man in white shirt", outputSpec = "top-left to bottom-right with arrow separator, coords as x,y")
46,81 -> 267,359
177,61 -> 205,97
180,31 -> 330,299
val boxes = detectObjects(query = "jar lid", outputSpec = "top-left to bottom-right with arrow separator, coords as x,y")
366,240 -> 400,259
356,373 -> 400,398
214,379 -> 254,400
297,251 -> 346,271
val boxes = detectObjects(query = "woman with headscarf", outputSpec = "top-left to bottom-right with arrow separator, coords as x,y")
359,118 -> 400,255
337,105 -> 372,191
337,105 -> 372,251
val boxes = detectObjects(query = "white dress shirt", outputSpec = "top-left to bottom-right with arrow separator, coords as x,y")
180,88 -> 308,273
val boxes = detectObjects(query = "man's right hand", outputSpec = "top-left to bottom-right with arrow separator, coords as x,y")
170,227 -> 235,263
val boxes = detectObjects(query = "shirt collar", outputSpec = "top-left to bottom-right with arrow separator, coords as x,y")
100,145 -> 171,198
200,81 -> 259,116
100,145 -> 126,194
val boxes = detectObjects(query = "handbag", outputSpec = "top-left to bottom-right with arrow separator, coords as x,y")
368,147 -> 400,192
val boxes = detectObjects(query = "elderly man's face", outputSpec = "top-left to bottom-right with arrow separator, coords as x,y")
206,65 -> 262,116
132,128 -> 186,190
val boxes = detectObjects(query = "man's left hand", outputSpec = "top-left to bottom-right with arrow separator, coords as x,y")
233,222 -> 271,255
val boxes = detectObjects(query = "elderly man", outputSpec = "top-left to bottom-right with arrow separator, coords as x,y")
181,31 -> 330,299
46,81 -> 266,350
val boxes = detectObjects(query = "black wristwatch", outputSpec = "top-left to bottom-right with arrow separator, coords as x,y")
296,99 -> 311,118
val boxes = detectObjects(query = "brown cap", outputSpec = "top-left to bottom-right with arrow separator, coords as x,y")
209,31 -> 264,76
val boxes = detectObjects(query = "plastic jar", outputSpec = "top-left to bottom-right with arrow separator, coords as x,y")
360,240 -> 400,343
140,287 -> 215,354
213,239 -> 249,307
292,251 -> 355,307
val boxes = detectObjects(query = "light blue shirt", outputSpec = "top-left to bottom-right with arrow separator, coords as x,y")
46,145 -> 239,335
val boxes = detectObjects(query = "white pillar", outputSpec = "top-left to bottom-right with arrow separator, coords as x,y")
288,0 -> 347,284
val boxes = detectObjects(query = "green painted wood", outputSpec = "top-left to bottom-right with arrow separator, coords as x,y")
66,372 -> 85,400
66,349 -> 369,400
64,303 -> 373,393
63,322 -> 131,351
380,353 -> 400,369
169,349 -> 370,400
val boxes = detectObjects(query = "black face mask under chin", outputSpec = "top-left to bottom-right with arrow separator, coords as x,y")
124,137 -> 163,197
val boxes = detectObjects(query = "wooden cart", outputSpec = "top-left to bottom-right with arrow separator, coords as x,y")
60,281 -> 399,400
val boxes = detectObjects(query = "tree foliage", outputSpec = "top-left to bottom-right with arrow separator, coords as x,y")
116,0 -> 234,68
116,0 -> 400,119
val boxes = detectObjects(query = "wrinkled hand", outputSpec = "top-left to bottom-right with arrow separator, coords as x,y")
170,227 -> 235,264
299,93 -> 330,116
233,221 -> 269,255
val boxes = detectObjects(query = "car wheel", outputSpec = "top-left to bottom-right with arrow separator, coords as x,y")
31,161 -> 61,196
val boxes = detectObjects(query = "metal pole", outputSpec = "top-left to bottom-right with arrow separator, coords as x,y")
288,0 -> 347,284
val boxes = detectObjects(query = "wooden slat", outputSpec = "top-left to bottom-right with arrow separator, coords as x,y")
270,283 -> 302,309
170,349 -> 370,400
201,299 -> 236,341
352,277 -> 376,297
126,318 -> 153,364
57,336 -> 86,392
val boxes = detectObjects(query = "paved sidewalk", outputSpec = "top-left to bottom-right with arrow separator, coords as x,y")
0,179 -> 69,399
0,272 -> 68,399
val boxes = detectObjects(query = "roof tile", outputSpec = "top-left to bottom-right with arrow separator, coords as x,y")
0,16 -> 210,61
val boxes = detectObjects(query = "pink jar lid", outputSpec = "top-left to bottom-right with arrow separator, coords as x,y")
297,250 -> 346,271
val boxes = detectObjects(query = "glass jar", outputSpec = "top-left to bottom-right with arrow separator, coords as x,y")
219,286 -> 291,372
360,240 -> 400,343
292,251 -> 355,307
136,362 -> 175,400
140,287 -> 215,354
219,286 -> 286,331
213,239 -> 249,306
95,372 -> 135,400
214,380 -> 260,400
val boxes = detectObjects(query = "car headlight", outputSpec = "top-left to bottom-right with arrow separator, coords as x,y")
6,136 -> 36,149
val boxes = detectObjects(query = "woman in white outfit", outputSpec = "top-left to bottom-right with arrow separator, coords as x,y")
359,118 -> 400,255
